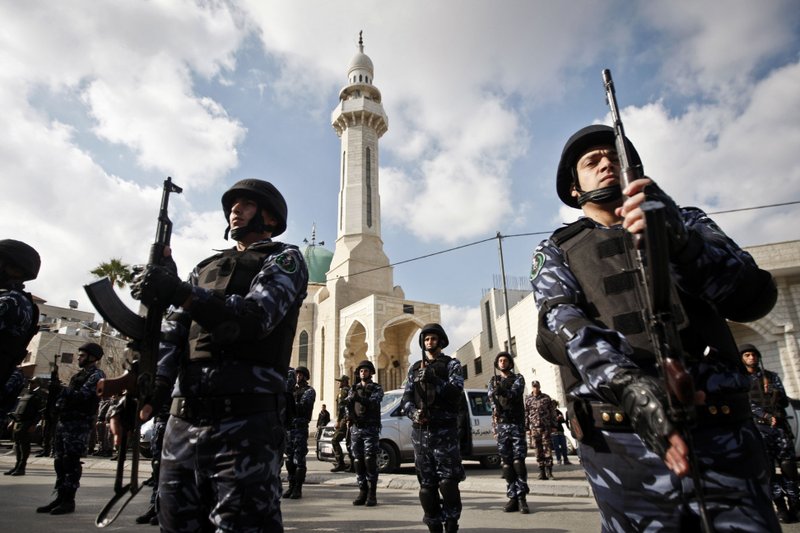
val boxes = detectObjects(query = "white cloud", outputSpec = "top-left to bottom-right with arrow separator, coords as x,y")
440,304 -> 482,356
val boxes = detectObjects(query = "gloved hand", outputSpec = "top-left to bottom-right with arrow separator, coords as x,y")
411,409 -> 428,425
131,265 -> 192,308
609,370 -> 675,459
415,366 -> 437,384
643,183 -> 689,256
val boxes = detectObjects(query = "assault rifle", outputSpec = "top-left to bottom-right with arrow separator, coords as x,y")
84,176 -> 182,527
602,69 -> 712,533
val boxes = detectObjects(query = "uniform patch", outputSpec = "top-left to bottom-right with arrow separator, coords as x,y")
275,251 -> 298,274
530,252 -> 546,280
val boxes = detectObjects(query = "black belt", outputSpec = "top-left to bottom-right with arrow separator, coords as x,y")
170,394 -> 282,423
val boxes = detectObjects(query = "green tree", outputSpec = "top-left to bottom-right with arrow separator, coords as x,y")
90,258 -> 133,288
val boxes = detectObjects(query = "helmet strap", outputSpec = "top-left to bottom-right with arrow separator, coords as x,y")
577,185 -> 622,206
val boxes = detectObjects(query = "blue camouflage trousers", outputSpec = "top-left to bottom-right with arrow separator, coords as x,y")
54,419 -> 92,491
758,424 -> 799,503
580,421 -> 780,532
412,426 -> 465,526
285,420 -> 309,469
351,425 -> 380,486
496,422 -> 528,498
158,411 -> 286,533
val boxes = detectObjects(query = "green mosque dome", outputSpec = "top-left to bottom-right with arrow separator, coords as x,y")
301,225 -> 333,283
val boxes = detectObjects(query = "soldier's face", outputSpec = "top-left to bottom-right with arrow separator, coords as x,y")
229,196 -> 259,229
572,146 -> 620,198
497,356 -> 511,371
424,334 -> 439,354
741,351 -> 759,369
77,351 -> 93,368
359,368 -> 371,380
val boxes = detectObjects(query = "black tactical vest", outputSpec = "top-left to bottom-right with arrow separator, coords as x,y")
186,243 -> 300,376
412,355 -> 453,411
351,381 -> 381,426
493,375 -> 525,424
293,383 -> 312,421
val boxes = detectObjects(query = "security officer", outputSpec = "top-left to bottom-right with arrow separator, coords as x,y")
330,374 -> 351,472
131,179 -> 308,532
283,365 -> 315,500
487,351 -> 529,513
5,377 -> 45,476
0,239 -> 40,386
36,342 -> 105,515
530,124 -> 780,530
741,343 -> 799,523
347,359 -> 384,507
402,323 -> 465,533
524,380 -> 557,480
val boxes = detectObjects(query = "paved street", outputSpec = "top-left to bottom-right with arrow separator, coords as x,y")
1,446 -> 798,532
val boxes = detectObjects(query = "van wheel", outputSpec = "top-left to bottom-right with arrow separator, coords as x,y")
479,454 -> 501,469
377,441 -> 399,474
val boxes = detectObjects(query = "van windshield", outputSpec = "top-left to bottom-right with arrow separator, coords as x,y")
381,391 -> 403,414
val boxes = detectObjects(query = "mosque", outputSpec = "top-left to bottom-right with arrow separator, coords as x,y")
291,35 -> 440,409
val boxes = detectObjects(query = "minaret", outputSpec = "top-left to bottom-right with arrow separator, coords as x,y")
327,32 -> 392,296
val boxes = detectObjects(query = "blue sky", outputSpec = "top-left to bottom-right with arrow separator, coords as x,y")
2,1 -> 799,351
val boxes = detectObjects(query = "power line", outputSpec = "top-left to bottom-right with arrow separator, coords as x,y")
324,199 -> 799,282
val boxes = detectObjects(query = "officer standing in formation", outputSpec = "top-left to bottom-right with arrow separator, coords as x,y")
0,239 -> 40,387
531,124 -> 780,530
487,351 -> 529,513
346,359 -> 384,507
131,178 -> 308,532
36,342 -> 105,515
402,323 -> 465,533
330,374 -> 352,472
284,365 -> 315,500
741,343 -> 800,523
524,380 -> 558,480
5,377 -> 45,476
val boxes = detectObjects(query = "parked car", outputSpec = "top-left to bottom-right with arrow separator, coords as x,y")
785,397 -> 800,459
317,388 -> 500,473
139,418 -> 154,459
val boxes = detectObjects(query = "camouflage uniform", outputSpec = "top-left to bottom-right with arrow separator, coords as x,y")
154,239 -> 308,533
524,389 -> 557,476
488,372 -> 529,502
0,283 -> 38,386
531,208 -> 780,532
347,375 -> 384,504
0,368 -> 25,428
330,377 -> 352,471
402,352 -> 465,532
284,372 -> 315,499
53,364 -> 105,496
747,363 -> 799,520
6,380 -> 45,475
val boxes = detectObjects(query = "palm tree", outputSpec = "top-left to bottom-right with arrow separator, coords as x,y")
90,258 -> 133,288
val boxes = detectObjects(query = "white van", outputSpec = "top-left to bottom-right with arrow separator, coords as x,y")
317,388 -> 501,473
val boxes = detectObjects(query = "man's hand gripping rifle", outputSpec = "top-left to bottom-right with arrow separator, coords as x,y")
603,70 -> 712,533
84,177 -> 182,527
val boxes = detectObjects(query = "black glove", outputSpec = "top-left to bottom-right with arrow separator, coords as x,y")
643,183 -> 689,256
131,264 -> 192,308
609,370 -> 676,459
415,366 -> 436,384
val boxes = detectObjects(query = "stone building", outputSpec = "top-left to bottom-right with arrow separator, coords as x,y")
292,35 -> 440,411
459,240 -> 800,403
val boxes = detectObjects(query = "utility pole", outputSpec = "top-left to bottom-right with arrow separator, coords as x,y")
496,232 -> 514,356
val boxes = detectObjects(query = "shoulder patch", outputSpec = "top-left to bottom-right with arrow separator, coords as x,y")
275,251 -> 298,274
530,252 -> 546,280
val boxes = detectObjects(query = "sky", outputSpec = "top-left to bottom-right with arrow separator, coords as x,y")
2,1 -> 799,353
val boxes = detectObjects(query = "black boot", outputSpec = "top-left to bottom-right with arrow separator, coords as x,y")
538,466 -> 548,480
365,481 -> 377,507
50,489 -> 76,515
290,466 -> 306,499
546,465 -> 553,479
776,499 -> 794,523
283,463 -> 296,498
136,505 -> 158,524
36,494 -> 62,513
427,524 -> 443,533
503,498 -> 519,512
11,468 -> 25,476
330,460 -> 346,473
518,495 -> 530,514
4,467 -> 17,475
445,518 -> 459,532
353,485 -> 368,506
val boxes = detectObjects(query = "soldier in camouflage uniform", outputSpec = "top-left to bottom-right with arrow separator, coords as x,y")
36,342 -> 105,515
0,239 -> 40,387
283,365 -> 315,500
136,398 -> 172,526
0,367 -> 25,432
530,124 -> 780,531
402,323 -> 465,533
330,374 -> 351,472
347,359 -> 384,507
487,351 -> 529,513
5,377 -> 45,476
132,179 -> 308,533
741,343 -> 800,523
524,380 -> 557,480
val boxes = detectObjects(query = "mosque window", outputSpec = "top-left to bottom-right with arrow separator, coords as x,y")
485,301 -> 494,349
475,356 -> 483,376
366,77 -> 370,83
462,364 -> 469,380
359,74 -> 363,82
366,147 -> 373,227
299,330 -> 309,367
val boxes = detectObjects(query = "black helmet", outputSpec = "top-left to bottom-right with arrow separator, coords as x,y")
295,366 -> 310,379
418,323 -> 449,350
0,239 -> 41,281
78,342 -> 104,360
494,351 -> 514,370
556,125 -> 641,209
738,344 -> 761,359
222,179 -> 288,238
355,360 -> 376,375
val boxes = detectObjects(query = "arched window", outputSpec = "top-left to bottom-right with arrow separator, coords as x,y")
299,330 -> 309,368
359,74 -> 363,82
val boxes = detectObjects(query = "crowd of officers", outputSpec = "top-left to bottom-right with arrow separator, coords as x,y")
0,113 -> 798,532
